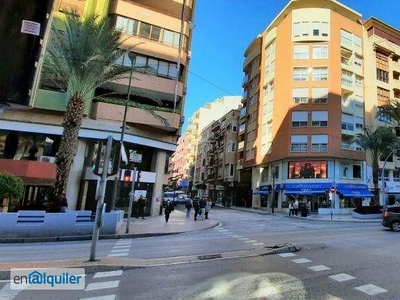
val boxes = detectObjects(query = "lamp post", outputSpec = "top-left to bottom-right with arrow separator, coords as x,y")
381,147 -> 400,211
110,52 -> 136,211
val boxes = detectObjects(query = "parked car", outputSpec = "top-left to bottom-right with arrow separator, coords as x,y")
381,205 -> 400,232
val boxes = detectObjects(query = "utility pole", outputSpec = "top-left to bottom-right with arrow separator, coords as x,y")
90,136 -> 113,261
126,167 -> 137,233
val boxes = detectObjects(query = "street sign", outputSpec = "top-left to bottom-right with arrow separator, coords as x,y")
129,150 -> 142,163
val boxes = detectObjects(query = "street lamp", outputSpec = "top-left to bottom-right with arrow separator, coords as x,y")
381,147 -> 400,211
110,52 -> 136,210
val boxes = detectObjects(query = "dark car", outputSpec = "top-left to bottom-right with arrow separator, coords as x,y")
381,205 -> 400,232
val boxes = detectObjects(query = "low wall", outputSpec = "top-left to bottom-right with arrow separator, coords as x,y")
0,210 -> 124,238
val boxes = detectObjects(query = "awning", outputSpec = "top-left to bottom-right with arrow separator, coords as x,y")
336,184 -> 373,197
284,183 -> 331,195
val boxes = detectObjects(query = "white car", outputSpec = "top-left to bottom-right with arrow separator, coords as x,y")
163,191 -> 190,204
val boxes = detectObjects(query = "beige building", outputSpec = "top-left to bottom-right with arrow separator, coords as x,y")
0,0 -> 196,216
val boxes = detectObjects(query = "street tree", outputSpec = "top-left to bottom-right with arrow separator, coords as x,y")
376,99 -> 400,128
353,127 -> 400,205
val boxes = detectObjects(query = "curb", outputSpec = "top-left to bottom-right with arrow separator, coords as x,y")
0,243 -> 299,280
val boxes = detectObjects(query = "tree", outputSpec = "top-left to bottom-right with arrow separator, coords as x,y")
376,99 -> 400,128
353,127 -> 400,205
45,12 -> 161,201
0,173 -> 24,211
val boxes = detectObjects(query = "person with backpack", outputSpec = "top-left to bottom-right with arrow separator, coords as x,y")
185,198 -> 193,218
164,201 -> 174,223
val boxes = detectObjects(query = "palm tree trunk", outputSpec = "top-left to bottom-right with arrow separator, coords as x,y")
53,93 -> 85,198
372,160 -> 380,206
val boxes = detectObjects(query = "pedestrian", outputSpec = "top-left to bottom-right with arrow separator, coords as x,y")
288,201 -> 293,216
132,198 -> 139,219
293,198 -> 299,216
164,201 -> 174,223
193,197 -> 200,221
199,197 -> 207,220
306,200 -> 311,216
138,196 -> 146,220
185,198 -> 193,218
205,197 -> 211,219
60,193 -> 68,212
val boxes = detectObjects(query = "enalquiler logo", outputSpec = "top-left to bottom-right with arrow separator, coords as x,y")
10,268 -> 85,290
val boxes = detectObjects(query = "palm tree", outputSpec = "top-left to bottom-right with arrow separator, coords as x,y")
377,99 -> 400,128
44,12 -> 161,200
353,127 -> 400,205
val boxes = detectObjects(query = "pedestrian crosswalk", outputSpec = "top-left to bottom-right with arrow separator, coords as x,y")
80,270 -> 123,300
278,252 -> 388,297
107,239 -> 132,257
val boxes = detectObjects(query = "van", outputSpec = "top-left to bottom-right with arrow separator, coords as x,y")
163,191 -> 189,204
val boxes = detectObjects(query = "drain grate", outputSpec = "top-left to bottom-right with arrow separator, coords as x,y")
198,254 -> 222,260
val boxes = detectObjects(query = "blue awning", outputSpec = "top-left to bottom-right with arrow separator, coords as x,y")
284,183 -> 331,195
253,186 -> 269,195
336,184 -> 373,197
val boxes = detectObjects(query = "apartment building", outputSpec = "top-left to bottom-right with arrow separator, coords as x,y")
0,0 -> 195,216
242,0 -> 378,214
168,96 -> 242,193
363,17 -> 400,202
193,108 -> 252,204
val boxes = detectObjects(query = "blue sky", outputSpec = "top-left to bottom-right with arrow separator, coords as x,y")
183,0 -> 400,132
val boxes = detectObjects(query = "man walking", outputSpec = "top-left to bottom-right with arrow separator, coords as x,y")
199,197 -> 207,220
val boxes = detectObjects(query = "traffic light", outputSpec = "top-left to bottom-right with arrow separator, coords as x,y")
92,138 -> 120,176
137,171 -> 141,182
124,170 -> 132,182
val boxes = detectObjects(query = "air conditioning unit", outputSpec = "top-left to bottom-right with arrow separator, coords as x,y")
38,156 -> 56,163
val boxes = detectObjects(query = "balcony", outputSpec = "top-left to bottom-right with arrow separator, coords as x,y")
91,102 -> 180,132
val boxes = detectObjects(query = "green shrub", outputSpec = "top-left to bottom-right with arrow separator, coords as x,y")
0,173 -> 24,207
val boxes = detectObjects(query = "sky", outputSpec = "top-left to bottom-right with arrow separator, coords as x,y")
183,0 -> 400,133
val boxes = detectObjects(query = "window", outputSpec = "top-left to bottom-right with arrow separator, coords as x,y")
312,67 -> 328,81
355,75 -> 363,87
377,69 -> 389,83
301,22 -> 309,36
291,135 -> 308,152
312,21 -> 320,36
341,69 -> 353,87
353,35 -> 362,48
293,67 -> 309,81
294,45 -> 309,59
342,114 -> 354,131
139,22 -> 151,38
224,163 -> 235,177
292,111 -> 308,127
227,141 -> 236,152
321,22 -> 329,37
377,87 -> 390,105
292,88 -> 308,104
341,29 -> 352,48
353,165 -> 361,178
354,56 -> 362,68
114,16 -> 187,50
311,111 -> 328,127
312,87 -> 328,104
355,117 -> 363,129
311,135 -> 328,152
293,22 -> 301,37
313,45 -> 328,59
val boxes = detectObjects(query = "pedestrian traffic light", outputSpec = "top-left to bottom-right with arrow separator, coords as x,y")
124,170 -> 132,182
137,171 -> 141,182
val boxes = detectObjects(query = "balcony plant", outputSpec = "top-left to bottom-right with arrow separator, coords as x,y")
0,173 -> 24,212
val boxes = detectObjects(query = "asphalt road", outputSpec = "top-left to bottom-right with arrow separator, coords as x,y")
1,208 -> 398,299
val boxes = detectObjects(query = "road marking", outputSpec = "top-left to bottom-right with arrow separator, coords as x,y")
308,265 -> 331,272
244,240 -> 258,243
85,280 -> 119,291
237,238 -> 249,241
278,253 -> 297,257
112,245 -> 131,248
253,242 -> 265,246
329,273 -> 356,282
80,295 -> 117,300
231,235 -> 242,238
292,258 -> 312,264
354,284 -> 387,296
93,270 -> 123,279
110,249 -> 130,253
107,253 -> 129,257
115,241 -> 132,245
218,229 -> 228,232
